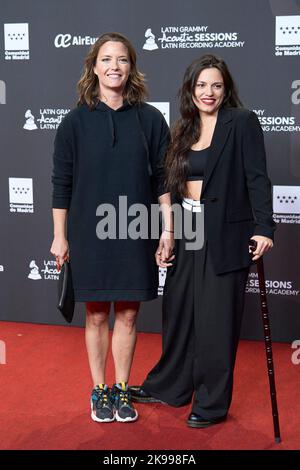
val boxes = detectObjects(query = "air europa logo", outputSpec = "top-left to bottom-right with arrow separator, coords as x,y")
54,34 -> 98,48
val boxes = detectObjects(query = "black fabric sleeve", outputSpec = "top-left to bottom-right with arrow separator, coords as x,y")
242,111 -> 276,240
150,113 -> 170,199
52,116 -> 73,209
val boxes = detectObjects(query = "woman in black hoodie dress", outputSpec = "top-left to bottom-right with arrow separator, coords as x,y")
50,32 -> 173,424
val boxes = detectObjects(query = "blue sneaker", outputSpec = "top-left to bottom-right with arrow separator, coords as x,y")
90,384 -> 115,423
111,382 -> 138,423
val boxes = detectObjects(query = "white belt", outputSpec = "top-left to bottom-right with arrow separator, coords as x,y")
182,198 -> 202,212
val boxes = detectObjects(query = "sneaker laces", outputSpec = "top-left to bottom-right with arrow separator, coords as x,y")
94,385 -> 110,409
118,389 -> 131,406
113,382 -> 133,407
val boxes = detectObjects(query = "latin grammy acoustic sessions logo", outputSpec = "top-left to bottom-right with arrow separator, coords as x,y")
142,25 -> 245,50
23,108 -> 70,130
246,273 -> 299,297
4,23 -> 29,60
275,15 -> 300,56
143,29 -> 159,50
253,109 -> 300,133
28,259 -> 60,281
8,177 -> 34,213
0,80 -> 6,104
23,109 -> 38,130
54,33 -> 98,48
28,260 -> 42,280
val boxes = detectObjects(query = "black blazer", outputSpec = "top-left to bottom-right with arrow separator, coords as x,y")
200,106 -> 276,274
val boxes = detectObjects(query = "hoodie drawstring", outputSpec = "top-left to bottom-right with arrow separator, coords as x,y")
107,110 -> 116,147
135,108 -> 152,176
106,105 -> 152,176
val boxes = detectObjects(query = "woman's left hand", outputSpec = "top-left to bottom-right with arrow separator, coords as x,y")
249,235 -> 273,261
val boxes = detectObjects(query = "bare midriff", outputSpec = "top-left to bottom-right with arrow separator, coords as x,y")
186,180 -> 203,201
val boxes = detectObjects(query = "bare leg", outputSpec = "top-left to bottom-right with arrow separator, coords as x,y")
85,301 -> 110,386
112,301 -> 140,383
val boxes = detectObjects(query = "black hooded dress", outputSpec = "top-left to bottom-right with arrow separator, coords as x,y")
52,101 -> 169,302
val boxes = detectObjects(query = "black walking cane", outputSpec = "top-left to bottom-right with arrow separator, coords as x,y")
249,239 -> 281,443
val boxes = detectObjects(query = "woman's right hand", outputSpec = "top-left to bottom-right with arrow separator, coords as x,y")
50,236 -> 69,267
155,231 -> 175,268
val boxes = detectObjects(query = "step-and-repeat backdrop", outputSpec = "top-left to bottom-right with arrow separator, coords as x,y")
1,0 -> 299,342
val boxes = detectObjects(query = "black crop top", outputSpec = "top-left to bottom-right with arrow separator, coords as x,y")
186,147 -> 210,181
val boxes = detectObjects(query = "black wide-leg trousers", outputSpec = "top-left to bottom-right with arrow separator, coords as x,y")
143,210 -> 249,420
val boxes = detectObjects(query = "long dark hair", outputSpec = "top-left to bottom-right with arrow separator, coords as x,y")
77,32 -> 147,109
165,54 -> 243,198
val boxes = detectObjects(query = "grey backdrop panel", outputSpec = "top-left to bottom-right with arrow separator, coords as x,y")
1,0 -> 299,342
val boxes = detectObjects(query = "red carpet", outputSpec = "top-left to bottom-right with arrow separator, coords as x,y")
0,321 -> 298,450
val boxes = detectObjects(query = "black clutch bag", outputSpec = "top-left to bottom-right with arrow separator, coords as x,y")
57,261 -> 75,323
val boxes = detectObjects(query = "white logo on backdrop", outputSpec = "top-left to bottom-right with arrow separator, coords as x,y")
54,34 -> 98,48
147,102 -> 170,126
143,29 -> 159,50
9,178 -> 33,204
0,265 -> 4,272
273,186 -> 300,214
246,272 -> 299,297
273,186 -> 300,225
158,267 -> 167,296
4,23 -> 29,60
28,261 -> 42,280
23,109 -> 38,130
28,259 -> 60,280
0,80 -> 6,104
275,16 -> 300,56
253,109 -> 300,132
276,16 -> 300,45
143,25 -> 244,50
9,178 -> 34,213
23,108 -> 70,130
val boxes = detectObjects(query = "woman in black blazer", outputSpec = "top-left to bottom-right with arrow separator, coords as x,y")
131,54 -> 276,428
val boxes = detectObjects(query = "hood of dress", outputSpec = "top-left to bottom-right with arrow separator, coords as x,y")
94,100 -> 132,113
94,100 -> 132,147
86,100 -> 151,174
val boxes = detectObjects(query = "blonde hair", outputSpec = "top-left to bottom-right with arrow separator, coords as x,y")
77,32 -> 147,109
